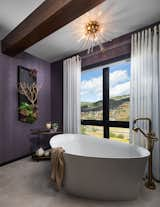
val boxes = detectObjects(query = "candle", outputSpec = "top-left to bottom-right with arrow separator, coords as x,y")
46,122 -> 51,129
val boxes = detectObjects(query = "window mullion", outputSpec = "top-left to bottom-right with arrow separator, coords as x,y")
103,67 -> 109,138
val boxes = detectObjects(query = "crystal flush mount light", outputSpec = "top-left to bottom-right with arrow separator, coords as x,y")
82,20 -> 105,54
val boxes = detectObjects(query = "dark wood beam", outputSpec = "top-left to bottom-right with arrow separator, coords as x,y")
1,0 -> 106,56
81,34 -> 131,70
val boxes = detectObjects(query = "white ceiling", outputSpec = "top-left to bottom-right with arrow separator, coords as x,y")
0,0 -> 45,39
0,0 -> 160,62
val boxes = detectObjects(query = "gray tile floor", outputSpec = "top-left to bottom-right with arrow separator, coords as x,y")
0,157 -> 159,207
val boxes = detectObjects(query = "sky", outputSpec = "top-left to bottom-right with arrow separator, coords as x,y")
81,61 -> 130,102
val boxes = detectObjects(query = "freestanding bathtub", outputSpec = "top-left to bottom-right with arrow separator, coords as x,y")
50,134 -> 150,200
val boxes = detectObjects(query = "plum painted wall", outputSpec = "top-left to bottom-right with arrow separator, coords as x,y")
51,61 -> 63,131
0,46 -> 51,165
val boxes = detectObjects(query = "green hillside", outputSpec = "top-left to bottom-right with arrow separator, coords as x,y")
81,95 -> 129,121
81,95 -> 129,112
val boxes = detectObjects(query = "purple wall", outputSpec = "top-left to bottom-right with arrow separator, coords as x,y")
0,31 -> 134,165
0,46 -> 51,165
51,61 -> 63,131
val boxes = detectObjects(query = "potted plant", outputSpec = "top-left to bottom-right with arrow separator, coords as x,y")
52,122 -> 59,132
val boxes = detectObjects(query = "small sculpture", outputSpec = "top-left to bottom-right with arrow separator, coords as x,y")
35,147 -> 44,157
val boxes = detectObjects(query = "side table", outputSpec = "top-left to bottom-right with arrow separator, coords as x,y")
30,129 -> 62,161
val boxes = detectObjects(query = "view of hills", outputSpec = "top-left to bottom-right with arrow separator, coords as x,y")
80,61 -> 130,141
81,95 -> 130,121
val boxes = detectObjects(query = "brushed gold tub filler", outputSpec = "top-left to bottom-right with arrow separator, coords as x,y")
132,117 -> 158,190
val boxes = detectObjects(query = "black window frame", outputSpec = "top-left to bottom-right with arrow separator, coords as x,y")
81,66 -> 129,138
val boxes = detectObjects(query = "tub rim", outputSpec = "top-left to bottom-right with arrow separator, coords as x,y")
50,134 -> 150,159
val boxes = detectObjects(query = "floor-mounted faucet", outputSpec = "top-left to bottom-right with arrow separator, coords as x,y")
132,117 -> 158,190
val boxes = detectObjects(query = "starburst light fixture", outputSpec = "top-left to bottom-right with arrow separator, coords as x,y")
83,20 -> 105,54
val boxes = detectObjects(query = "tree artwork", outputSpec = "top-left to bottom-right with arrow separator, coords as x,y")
17,66 -> 38,123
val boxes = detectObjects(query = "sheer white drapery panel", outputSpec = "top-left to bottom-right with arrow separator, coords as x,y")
130,25 -> 160,179
63,55 -> 81,134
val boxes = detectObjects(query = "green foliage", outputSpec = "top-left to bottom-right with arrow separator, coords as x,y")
19,102 -> 37,124
52,122 -> 59,130
110,131 -> 125,139
117,134 -> 124,139
92,127 -> 97,132
26,116 -> 36,124
81,126 -> 86,134
19,102 -> 32,111
110,132 -> 116,137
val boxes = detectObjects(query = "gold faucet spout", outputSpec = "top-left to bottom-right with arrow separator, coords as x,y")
133,117 -> 152,133
132,127 -> 148,138
132,117 -> 158,190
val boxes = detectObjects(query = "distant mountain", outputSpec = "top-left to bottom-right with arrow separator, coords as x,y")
81,100 -> 102,112
110,95 -> 129,110
81,95 -> 129,112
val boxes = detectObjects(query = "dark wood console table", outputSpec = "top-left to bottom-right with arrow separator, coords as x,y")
30,129 -> 62,161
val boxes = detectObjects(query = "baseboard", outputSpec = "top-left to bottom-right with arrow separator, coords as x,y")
0,146 -> 51,167
0,153 -> 31,167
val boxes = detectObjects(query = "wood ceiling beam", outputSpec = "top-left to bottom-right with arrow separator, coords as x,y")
1,0 -> 106,56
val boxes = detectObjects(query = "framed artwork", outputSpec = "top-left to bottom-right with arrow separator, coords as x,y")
17,66 -> 38,123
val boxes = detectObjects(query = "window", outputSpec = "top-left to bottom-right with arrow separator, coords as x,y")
81,68 -> 103,120
109,62 -> 130,122
81,60 -> 130,142
81,125 -> 103,138
109,127 -> 129,143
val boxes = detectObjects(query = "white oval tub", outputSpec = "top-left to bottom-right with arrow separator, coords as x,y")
50,134 -> 150,200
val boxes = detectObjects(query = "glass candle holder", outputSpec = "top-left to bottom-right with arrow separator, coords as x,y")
46,122 -> 51,129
